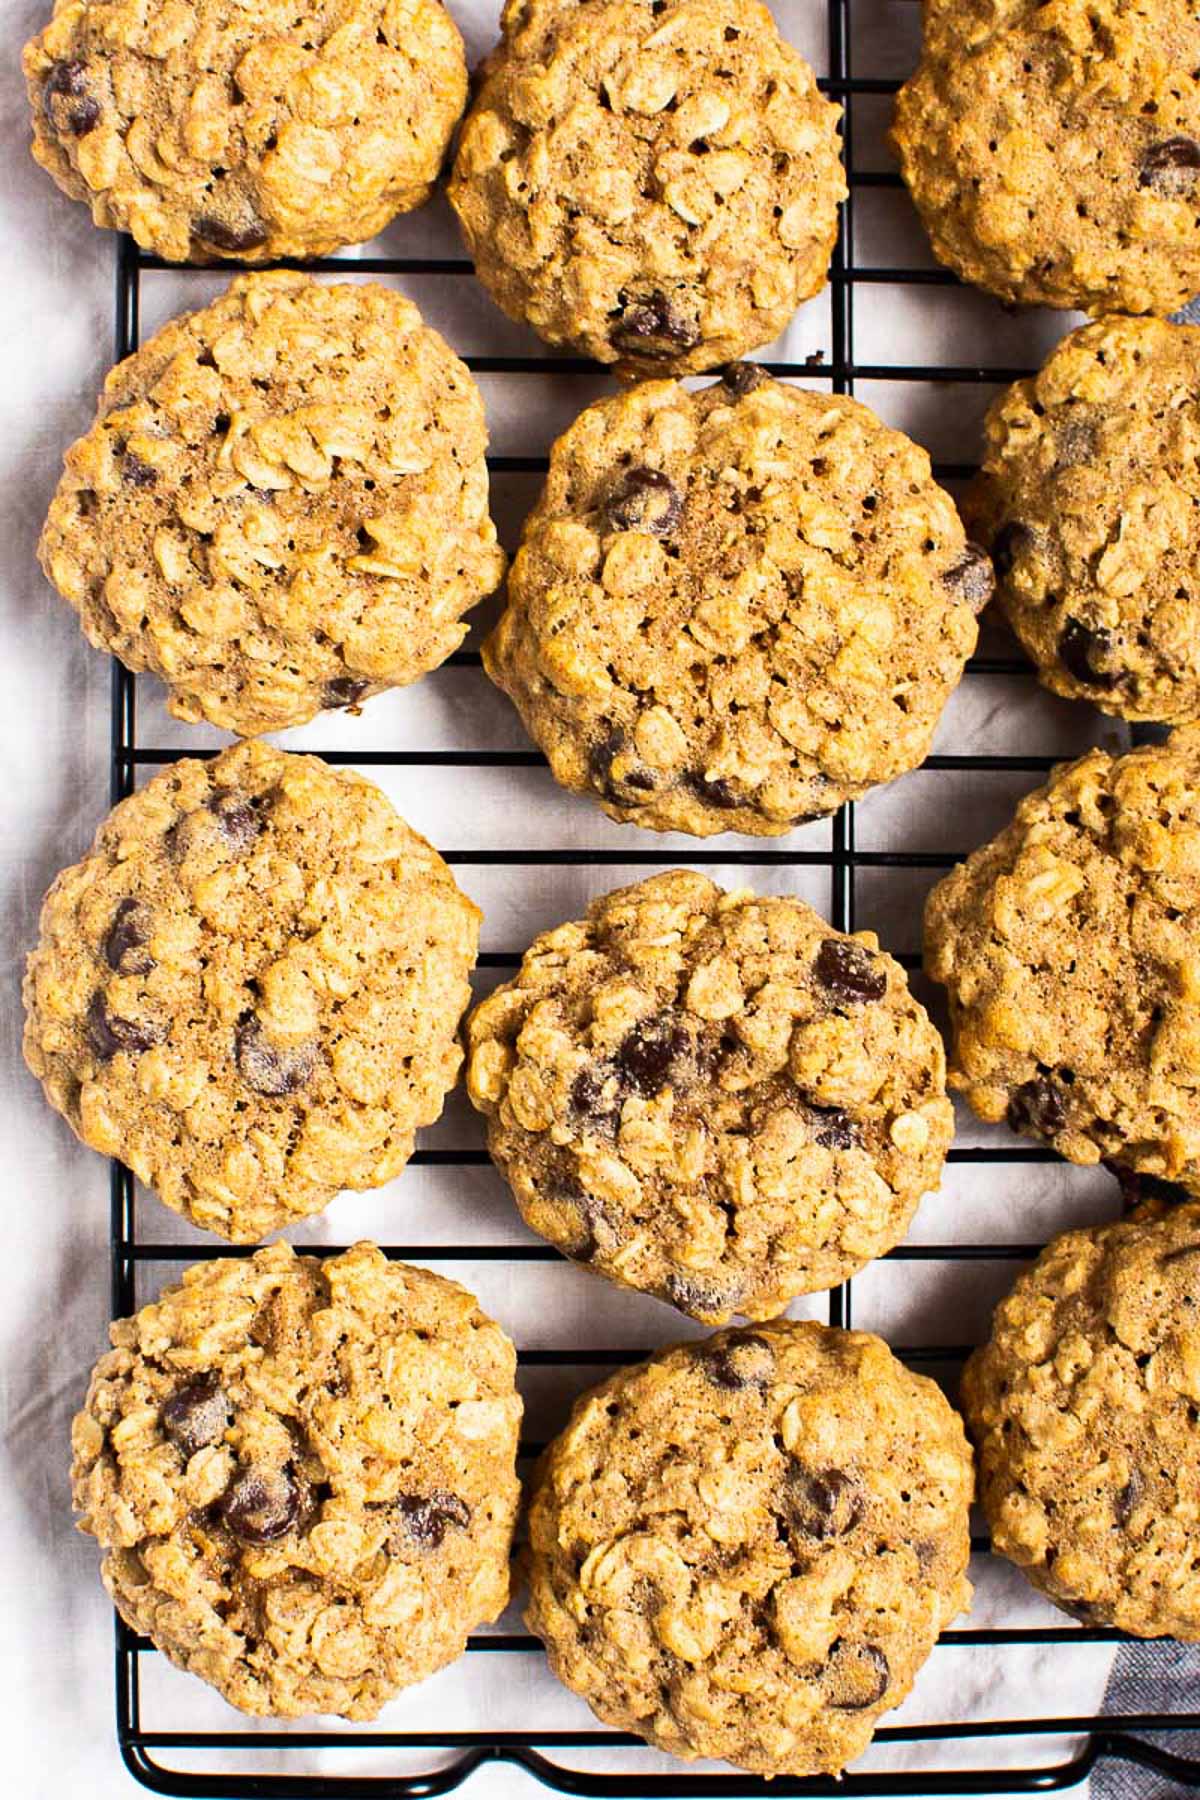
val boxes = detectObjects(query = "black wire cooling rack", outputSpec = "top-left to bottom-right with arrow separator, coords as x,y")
97,0 -> 1200,1792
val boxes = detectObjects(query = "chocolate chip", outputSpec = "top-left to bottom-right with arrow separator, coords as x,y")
235,1017 -> 318,1097
825,1640 -> 890,1710
696,1332 -> 774,1391
220,1465 -> 302,1543
814,938 -> 887,1004
209,789 -> 265,853
588,729 -> 655,800
1139,136 -> 1200,196
1058,618 -> 1116,689
1059,1597 -> 1098,1622
943,543 -> 995,613
616,1016 -> 688,1095
722,362 -> 767,397
123,453 -> 157,489
391,1490 -> 471,1550
1115,1472 -> 1142,1525
1006,1076 -> 1066,1139
103,898 -> 154,976
661,1272 -> 738,1317
570,1066 -> 615,1121
161,1374 -> 229,1459
990,520 -> 1035,579
786,1467 -> 863,1540
604,468 -> 683,538
193,212 -> 270,254
85,991 -> 165,1061
610,291 -> 700,358
1105,1160 -> 1191,1211
43,61 -> 100,135
808,1104 -> 860,1150
683,770 -> 740,810
324,676 -> 370,710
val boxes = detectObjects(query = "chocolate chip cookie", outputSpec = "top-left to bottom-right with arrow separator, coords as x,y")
963,1202 -> 1200,1637
526,1319 -> 973,1776
39,273 -> 504,738
448,0 -> 845,377
968,315 -> 1200,724
466,871 -> 954,1323
24,0 -> 467,263
485,371 -> 987,835
893,0 -> 1200,315
23,741 -> 480,1240
72,1241 -> 522,1717
925,726 -> 1200,1192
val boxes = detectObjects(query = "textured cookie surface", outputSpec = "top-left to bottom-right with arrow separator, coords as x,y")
526,1319 -> 973,1776
892,0 -> 1200,315
448,0 -> 845,376
72,1242 -> 522,1717
23,741 -> 480,1240
39,273 -> 504,737
963,1203 -> 1200,1637
968,316 -> 1200,725
467,871 -> 953,1323
925,727 -> 1200,1191
24,0 -> 467,262
486,372 -> 986,835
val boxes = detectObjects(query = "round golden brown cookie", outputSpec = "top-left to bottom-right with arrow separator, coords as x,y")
892,0 -> 1200,316
968,315 -> 1200,724
23,741 -> 480,1241
466,871 -> 954,1323
72,1241 -> 522,1717
448,0 -> 845,377
23,0 -> 467,263
925,726 -> 1200,1191
485,371 -> 987,835
963,1202 -> 1200,1637
526,1319 -> 973,1776
39,273 -> 504,738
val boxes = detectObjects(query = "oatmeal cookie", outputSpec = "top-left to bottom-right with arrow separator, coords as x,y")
72,1241 -> 522,1717
968,315 -> 1200,724
466,871 -> 953,1323
526,1319 -> 973,1776
23,741 -> 480,1240
39,273 -> 504,738
925,726 -> 1200,1191
23,0 -> 467,263
963,1203 -> 1200,1637
448,0 -> 845,377
484,370 -> 987,835
892,0 -> 1200,316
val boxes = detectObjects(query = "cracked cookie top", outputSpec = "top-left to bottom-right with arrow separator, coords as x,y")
526,1319 -> 973,1777
485,371 -> 986,835
448,0 -> 845,376
466,871 -> 954,1322
925,726 -> 1200,1192
893,0 -> 1200,315
968,315 -> 1200,725
23,741 -> 480,1240
24,0 -> 468,262
963,1203 -> 1200,1638
72,1241 -> 522,1717
39,273 -> 504,738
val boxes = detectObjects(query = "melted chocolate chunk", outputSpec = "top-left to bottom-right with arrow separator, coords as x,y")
991,520 -> 1036,580
323,676 -> 371,710
786,1467 -> 863,1540
604,467 -> 683,538
661,1271 -> 738,1317
1105,1160 -> 1192,1212
161,1374 -> 230,1459
814,938 -> 887,1004
103,898 -> 154,975
235,1016 -> 318,1097
825,1640 -> 890,1710
392,1490 -> 471,1550
1139,136 -> 1200,197
943,543 -> 995,613
808,1104 -> 860,1150
722,361 -> 767,397
208,789 -> 266,853
220,1465 -> 302,1543
588,729 -> 655,800
1006,1076 -> 1066,1139
123,453 -> 158,489
570,1065 -> 616,1122
1058,618 -> 1116,689
616,1016 -> 688,1095
86,991 -> 166,1061
610,291 -> 700,358
193,211 -> 270,254
696,1332 -> 774,1391
44,61 -> 100,135
683,769 -> 740,810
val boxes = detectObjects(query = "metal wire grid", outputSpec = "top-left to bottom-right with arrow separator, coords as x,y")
92,0 -> 1200,1791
